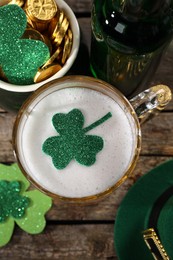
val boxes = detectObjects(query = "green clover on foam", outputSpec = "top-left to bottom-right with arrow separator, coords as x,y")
43,109 -> 112,169
0,163 -> 52,247
0,5 -> 50,85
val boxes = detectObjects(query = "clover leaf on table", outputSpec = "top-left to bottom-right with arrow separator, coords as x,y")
43,109 -> 112,169
0,163 -> 52,247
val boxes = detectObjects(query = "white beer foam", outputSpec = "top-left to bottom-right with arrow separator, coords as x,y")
19,87 -> 137,198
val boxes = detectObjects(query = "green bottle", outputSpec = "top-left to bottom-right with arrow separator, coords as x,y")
90,0 -> 173,97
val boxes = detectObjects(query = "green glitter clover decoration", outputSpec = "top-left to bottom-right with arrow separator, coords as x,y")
0,163 -> 52,247
0,180 -> 29,223
42,108 -> 112,169
0,4 -> 50,85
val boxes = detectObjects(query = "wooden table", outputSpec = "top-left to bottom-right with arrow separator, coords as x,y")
0,1 -> 173,259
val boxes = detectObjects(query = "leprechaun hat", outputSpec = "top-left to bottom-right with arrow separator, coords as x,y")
114,160 -> 173,259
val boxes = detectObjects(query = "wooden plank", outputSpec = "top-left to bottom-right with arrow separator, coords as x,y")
0,224 -> 116,259
149,41 -> 173,111
65,0 -> 92,13
141,112 -> 173,155
0,112 -> 16,162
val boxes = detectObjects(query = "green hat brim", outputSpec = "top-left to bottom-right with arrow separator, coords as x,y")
114,160 -> 173,259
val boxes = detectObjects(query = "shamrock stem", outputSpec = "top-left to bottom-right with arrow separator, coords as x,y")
83,112 -> 112,133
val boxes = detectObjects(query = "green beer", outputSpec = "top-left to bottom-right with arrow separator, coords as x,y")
90,0 -> 173,97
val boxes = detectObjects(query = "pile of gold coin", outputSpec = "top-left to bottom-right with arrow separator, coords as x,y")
1,0 -> 73,83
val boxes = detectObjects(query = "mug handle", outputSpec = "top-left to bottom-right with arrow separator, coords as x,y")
129,85 -> 172,124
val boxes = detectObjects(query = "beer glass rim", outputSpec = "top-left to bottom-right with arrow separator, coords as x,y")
12,75 -> 141,202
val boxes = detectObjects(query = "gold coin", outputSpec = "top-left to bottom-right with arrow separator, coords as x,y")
42,34 -> 53,54
26,0 -> 57,23
53,16 -> 69,47
48,12 -> 59,36
34,63 -> 62,83
12,0 -> 24,7
50,11 -> 64,39
42,46 -> 62,68
22,28 -> 45,42
57,10 -> 64,25
25,9 -> 49,32
61,29 -> 73,64
25,11 -> 37,28
26,22 -> 32,28
32,21 -> 48,32
0,0 -> 24,6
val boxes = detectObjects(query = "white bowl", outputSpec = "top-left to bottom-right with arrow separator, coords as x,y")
0,0 -> 80,111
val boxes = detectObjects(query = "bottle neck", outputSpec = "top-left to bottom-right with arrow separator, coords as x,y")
106,0 -> 172,21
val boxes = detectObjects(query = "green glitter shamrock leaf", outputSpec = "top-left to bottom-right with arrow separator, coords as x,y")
42,108 -> 112,169
0,181 -> 29,222
0,5 -> 50,85
0,163 -> 52,247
